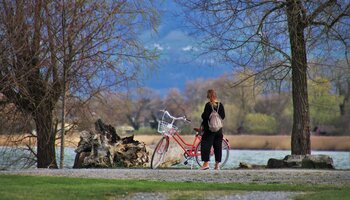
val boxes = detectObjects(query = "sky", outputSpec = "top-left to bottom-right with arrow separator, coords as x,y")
139,1 -> 232,95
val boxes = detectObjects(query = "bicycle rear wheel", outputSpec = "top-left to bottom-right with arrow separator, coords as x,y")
195,139 -> 230,169
150,136 -> 169,169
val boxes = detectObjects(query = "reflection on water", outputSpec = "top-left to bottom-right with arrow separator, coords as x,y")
1,146 -> 349,170
0,147 -> 76,170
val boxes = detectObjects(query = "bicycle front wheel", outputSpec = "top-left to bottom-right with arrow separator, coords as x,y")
150,136 -> 169,169
195,139 -> 230,169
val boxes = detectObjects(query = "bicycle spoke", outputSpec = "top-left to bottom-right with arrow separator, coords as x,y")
151,137 -> 169,169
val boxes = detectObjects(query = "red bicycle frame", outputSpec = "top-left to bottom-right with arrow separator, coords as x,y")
166,128 -> 202,157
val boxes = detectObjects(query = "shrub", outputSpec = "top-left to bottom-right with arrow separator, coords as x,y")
243,113 -> 277,134
133,127 -> 157,135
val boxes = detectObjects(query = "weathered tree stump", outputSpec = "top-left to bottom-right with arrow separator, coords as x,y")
73,119 -> 149,168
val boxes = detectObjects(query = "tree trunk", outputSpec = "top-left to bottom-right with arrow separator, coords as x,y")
339,79 -> 350,116
286,0 -> 311,155
34,103 -> 58,168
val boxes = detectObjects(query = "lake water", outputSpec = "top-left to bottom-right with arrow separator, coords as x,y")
226,149 -> 350,169
1,147 -> 349,170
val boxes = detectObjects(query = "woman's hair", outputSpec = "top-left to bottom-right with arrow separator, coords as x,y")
207,89 -> 217,102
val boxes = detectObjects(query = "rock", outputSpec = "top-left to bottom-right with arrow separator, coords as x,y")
238,162 -> 266,169
267,154 -> 335,169
283,155 -> 305,168
239,162 -> 252,169
267,158 -> 286,168
302,155 -> 334,169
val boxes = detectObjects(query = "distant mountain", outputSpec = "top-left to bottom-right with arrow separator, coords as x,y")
139,2 -> 232,94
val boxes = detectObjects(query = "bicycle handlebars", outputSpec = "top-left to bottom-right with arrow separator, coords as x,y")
160,110 -> 191,123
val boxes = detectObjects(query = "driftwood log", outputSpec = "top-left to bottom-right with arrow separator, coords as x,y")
73,119 -> 149,168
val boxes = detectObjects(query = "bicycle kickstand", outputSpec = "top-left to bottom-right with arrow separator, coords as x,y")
190,158 -> 194,170
184,157 -> 195,170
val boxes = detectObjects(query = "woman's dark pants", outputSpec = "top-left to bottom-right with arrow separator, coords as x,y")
200,129 -> 223,162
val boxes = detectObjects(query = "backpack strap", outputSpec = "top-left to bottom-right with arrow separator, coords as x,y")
211,102 -> 220,113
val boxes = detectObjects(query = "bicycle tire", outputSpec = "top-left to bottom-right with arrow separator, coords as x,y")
195,139 -> 230,168
150,136 -> 169,169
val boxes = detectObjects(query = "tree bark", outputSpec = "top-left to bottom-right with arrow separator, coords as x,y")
286,0 -> 311,155
338,78 -> 350,116
34,103 -> 58,168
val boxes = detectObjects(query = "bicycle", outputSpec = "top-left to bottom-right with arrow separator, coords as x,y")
150,110 -> 230,169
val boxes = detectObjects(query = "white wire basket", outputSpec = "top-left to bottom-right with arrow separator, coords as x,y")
157,120 -> 178,135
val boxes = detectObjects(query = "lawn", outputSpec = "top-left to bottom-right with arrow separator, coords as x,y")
0,175 -> 349,200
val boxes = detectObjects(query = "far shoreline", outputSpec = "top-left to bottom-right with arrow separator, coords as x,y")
1,134 -> 350,151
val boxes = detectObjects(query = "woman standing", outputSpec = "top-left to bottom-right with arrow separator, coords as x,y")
199,89 -> 225,170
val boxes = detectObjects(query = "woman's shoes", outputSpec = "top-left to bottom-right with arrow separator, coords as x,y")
214,163 -> 220,170
199,162 -> 209,170
199,162 -> 220,170
199,165 -> 209,170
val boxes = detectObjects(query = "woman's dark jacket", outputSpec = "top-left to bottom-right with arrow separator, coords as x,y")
201,102 -> 225,132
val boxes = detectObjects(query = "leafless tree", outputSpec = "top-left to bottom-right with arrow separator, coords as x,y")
176,0 -> 350,155
332,60 -> 350,116
163,88 -> 187,117
0,0 -> 159,168
184,79 -> 209,108
125,87 -> 162,130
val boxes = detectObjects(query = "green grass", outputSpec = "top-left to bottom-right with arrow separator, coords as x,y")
0,175 -> 349,200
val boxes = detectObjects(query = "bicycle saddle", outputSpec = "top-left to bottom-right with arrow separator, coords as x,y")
193,128 -> 201,132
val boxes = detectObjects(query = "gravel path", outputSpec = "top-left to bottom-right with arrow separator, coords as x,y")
1,168 -> 349,185
2,169 -> 349,200
125,191 -> 304,200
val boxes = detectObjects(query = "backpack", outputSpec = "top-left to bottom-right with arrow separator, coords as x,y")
208,102 -> 223,132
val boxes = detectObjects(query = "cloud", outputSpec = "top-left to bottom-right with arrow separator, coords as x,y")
200,58 -> 216,65
141,27 -> 198,54
182,45 -> 199,52
182,45 -> 192,51
153,43 -> 164,51
161,30 -> 195,49
163,30 -> 189,41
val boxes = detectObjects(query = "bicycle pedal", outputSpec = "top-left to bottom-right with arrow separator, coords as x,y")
184,161 -> 188,165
